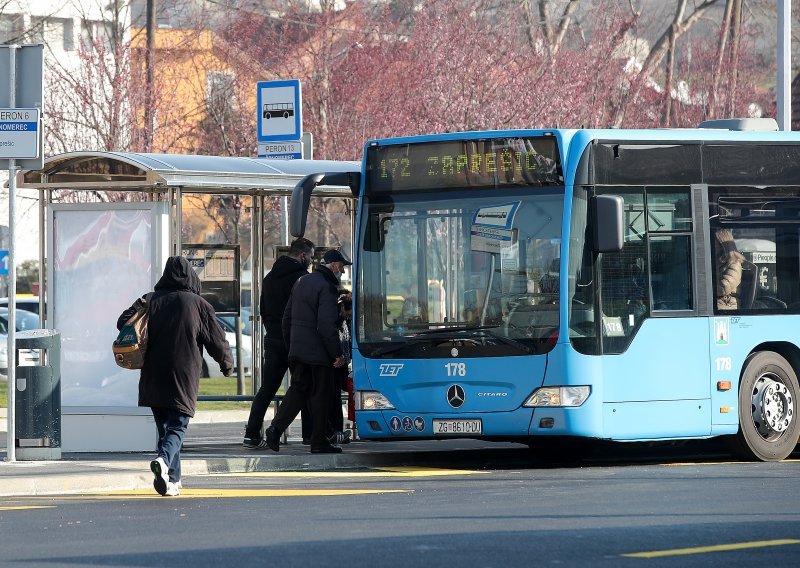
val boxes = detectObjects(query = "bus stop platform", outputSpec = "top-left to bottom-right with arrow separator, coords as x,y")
0,410 -> 531,497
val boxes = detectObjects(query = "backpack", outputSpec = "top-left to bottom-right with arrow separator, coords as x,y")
112,293 -> 152,369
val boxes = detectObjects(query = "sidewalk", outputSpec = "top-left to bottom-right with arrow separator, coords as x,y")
0,410 -> 529,497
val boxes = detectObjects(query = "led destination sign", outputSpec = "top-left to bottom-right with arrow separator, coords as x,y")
366,137 -> 562,193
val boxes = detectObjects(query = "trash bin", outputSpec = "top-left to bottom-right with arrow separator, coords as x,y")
15,329 -> 61,460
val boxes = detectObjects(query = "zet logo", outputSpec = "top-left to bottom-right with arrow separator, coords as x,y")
379,363 -> 404,377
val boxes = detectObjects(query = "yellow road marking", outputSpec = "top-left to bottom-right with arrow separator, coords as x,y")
216,467 -> 487,478
623,539 -> 800,558
53,488 -> 412,500
0,505 -> 56,511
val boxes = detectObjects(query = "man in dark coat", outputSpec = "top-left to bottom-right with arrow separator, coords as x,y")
262,249 -> 351,454
243,237 -> 315,448
117,256 -> 233,496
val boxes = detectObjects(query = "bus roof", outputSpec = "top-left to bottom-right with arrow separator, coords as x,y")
366,126 -> 800,149
365,127 -> 800,189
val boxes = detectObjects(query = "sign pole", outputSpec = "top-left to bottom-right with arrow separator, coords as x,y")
6,45 -> 17,463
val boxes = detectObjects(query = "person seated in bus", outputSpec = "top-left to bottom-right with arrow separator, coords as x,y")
714,228 -> 744,310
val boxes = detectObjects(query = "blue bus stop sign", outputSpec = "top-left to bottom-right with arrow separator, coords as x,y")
257,79 -> 302,142
0,250 -> 8,275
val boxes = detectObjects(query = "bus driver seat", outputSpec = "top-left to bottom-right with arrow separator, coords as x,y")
737,259 -> 759,310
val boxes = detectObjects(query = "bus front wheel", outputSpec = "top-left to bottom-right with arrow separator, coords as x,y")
730,351 -> 799,461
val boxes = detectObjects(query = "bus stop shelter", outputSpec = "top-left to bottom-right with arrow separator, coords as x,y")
17,152 -> 359,452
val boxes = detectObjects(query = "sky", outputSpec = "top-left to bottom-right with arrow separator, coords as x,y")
0,172 -> 41,264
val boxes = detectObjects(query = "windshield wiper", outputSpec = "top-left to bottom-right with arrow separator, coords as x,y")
412,324 -> 498,335
369,325 -> 533,356
471,328 -> 534,354
416,325 -> 533,352
369,335 -> 436,356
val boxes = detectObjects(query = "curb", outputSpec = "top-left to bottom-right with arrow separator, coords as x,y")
0,447 -> 529,497
1,471 -> 153,497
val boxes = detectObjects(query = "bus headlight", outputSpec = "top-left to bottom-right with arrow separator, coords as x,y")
356,391 -> 395,410
523,386 -> 591,407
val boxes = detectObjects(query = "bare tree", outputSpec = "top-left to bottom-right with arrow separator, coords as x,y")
616,0 -> 721,126
519,0 -> 579,58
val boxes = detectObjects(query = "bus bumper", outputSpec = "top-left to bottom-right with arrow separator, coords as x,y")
355,406 -> 602,440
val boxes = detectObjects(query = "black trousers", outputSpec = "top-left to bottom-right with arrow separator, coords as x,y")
328,367 -> 347,433
245,342 -> 309,439
271,361 -> 333,449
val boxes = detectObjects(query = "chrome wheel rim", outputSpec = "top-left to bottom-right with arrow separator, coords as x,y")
751,372 -> 794,441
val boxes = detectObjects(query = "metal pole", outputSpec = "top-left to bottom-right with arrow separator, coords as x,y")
38,188 -> 46,325
282,196 -> 289,245
252,194 -> 263,399
777,0 -> 791,131
144,0 -> 157,150
6,44 -> 17,462
175,187 -> 182,258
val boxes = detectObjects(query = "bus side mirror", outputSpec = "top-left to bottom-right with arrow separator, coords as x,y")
590,195 -> 624,253
290,172 -> 361,237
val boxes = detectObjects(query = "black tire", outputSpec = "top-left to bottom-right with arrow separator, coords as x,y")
729,351 -> 800,461
283,111 -> 289,118
201,360 -> 210,379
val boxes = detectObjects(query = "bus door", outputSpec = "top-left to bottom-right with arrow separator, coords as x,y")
595,186 -> 712,439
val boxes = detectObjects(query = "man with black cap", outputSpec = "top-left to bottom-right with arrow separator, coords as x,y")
242,237 -> 314,449
262,249 -> 352,453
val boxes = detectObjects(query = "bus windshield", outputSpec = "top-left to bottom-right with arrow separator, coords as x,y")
357,189 -> 564,357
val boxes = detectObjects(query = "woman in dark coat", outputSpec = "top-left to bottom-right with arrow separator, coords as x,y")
117,256 -> 233,496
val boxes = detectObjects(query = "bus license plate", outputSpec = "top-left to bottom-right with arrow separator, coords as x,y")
433,419 -> 482,435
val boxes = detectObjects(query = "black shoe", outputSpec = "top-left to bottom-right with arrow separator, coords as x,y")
328,431 -> 351,445
310,443 -> 342,454
243,436 -> 271,450
263,425 -> 280,452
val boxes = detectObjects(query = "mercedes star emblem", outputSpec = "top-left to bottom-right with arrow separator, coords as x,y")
447,384 -> 466,408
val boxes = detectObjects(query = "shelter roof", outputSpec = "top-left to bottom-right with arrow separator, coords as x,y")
19,152 -> 360,195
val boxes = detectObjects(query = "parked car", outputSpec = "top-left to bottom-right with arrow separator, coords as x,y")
217,307 -> 252,336
0,308 -> 42,377
202,329 -> 252,378
0,296 -> 43,315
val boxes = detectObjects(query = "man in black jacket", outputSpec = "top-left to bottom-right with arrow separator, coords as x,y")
262,249 -> 351,454
243,237 -> 315,448
117,256 -> 233,496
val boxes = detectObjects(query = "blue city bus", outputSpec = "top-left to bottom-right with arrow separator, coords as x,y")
291,119 -> 800,461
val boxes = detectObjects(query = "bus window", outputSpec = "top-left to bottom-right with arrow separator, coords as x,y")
568,187 -> 597,353
647,188 -> 693,311
709,188 -> 800,313
598,188 -> 649,354
651,235 -> 692,311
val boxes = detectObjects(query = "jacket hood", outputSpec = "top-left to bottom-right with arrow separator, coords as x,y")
155,256 -> 201,294
270,255 -> 307,278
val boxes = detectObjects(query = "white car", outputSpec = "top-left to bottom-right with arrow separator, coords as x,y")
202,329 -> 252,378
0,308 -> 42,377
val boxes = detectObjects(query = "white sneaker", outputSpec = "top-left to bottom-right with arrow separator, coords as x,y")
150,456 -> 169,496
164,480 -> 181,496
